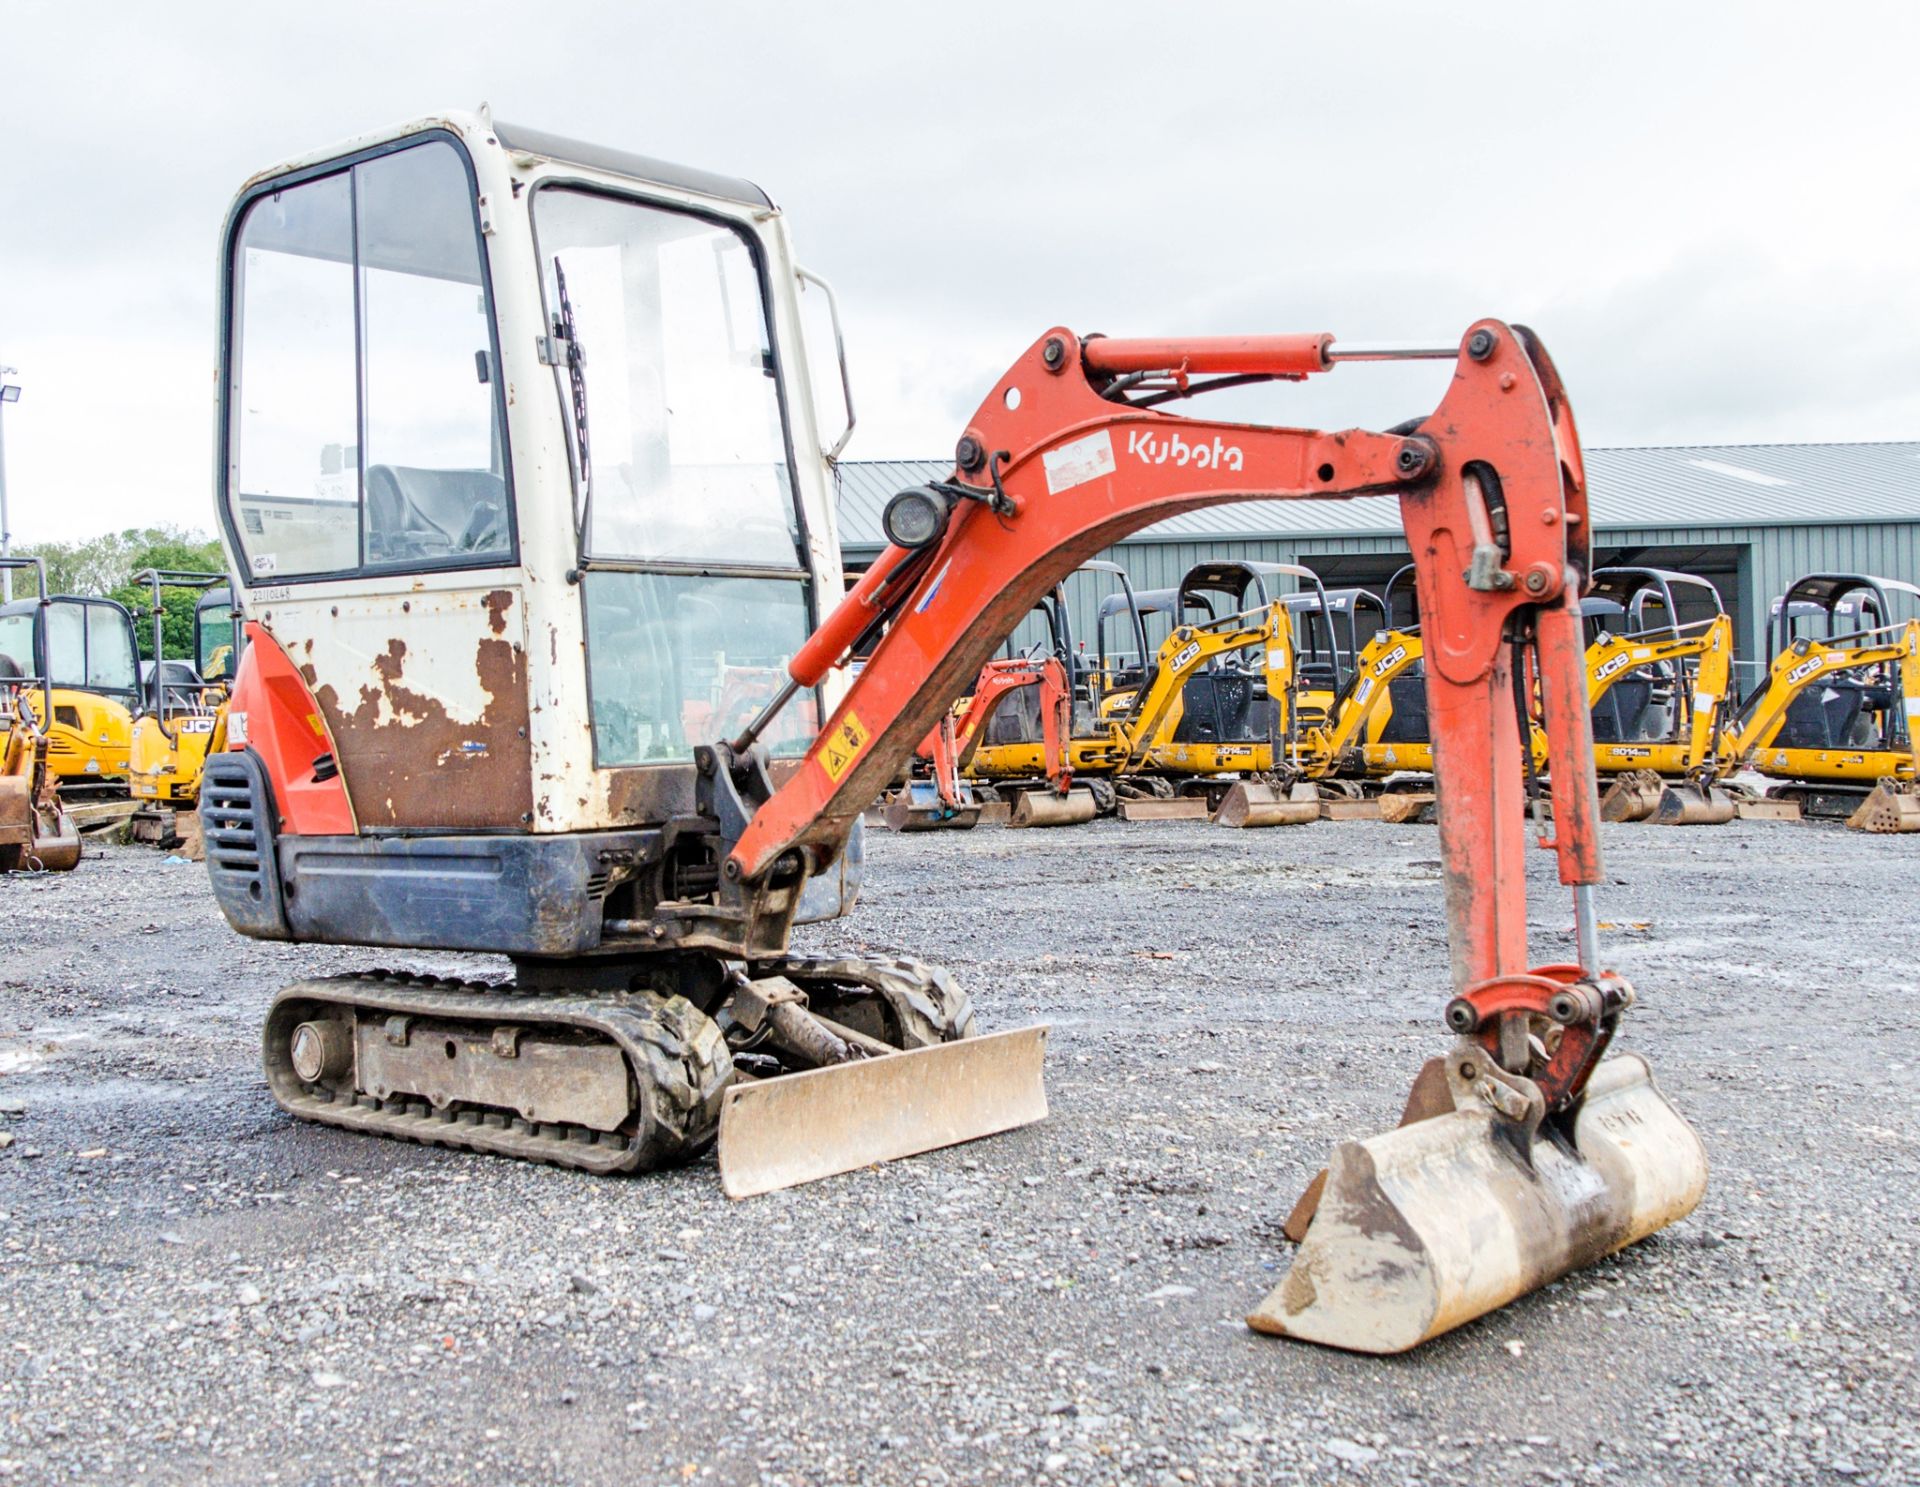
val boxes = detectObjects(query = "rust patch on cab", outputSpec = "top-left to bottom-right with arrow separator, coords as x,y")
308,623 -> 533,832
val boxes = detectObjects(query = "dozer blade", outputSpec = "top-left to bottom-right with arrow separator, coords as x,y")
717,1025 -> 1049,1198
1652,781 -> 1736,826
1009,787 -> 1096,828
1212,781 -> 1319,828
1848,779 -> 1920,833
881,782 -> 982,831
1599,770 -> 1663,823
1248,1052 -> 1707,1354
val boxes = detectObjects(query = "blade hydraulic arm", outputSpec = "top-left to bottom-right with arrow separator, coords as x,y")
709,320 -> 1616,1115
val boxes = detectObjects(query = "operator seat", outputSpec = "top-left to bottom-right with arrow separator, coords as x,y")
365,466 -> 508,564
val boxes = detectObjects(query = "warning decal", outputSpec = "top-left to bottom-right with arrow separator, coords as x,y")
817,710 -> 871,783
1042,430 -> 1117,494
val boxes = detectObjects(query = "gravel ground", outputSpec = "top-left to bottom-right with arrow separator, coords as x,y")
0,818 -> 1915,1486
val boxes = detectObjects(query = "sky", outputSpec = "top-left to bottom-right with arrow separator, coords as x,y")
2,0 -> 1917,546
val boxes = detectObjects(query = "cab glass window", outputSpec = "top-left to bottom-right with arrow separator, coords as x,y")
582,572 -> 818,764
0,611 -> 32,679
226,137 -> 507,581
197,600 -> 237,681
43,603 -> 85,687
86,606 -> 138,695
534,188 -> 798,566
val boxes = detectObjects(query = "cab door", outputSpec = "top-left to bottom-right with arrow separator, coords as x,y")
221,135 -> 527,832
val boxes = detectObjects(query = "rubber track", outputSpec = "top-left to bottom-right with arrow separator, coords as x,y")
263,972 -> 731,1175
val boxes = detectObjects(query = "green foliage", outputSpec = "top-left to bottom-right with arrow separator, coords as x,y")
12,527 -> 227,661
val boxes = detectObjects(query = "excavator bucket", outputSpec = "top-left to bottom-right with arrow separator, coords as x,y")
881,780 -> 982,831
1653,781 -> 1737,826
716,1025 -> 1050,1197
0,733 -> 81,874
1008,787 -> 1097,828
1599,770 -> 1663,822
1249,1052 -> 1708,1353
1848,778 -> 1920,833
1212,780 -> 1319,828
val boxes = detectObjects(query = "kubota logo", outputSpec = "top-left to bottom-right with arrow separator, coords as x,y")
1126,429 -> 1245,472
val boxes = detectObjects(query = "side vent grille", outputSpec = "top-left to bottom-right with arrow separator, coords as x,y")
199,751 -> 289,939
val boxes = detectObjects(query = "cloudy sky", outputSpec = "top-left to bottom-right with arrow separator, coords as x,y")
2,1 -> 1916,545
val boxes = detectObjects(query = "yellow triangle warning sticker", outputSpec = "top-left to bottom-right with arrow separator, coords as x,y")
817,710 -> 870,783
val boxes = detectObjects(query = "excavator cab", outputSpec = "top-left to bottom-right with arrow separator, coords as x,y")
0,589 -> 140,792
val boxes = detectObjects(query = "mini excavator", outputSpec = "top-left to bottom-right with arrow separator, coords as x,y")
205,112 -> 1705,1354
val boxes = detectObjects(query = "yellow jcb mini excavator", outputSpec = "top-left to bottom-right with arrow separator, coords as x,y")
1580,568 -> 1738,825
1134,561 -> 1331,784
0,583 -> 142,794
1732,573 -> 1920,828
128,572 -> 244,844
0,558 -> 82,872
204,112 -> 1705,1354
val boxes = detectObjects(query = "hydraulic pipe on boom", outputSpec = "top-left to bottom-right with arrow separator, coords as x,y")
703,320 -> 1705,1352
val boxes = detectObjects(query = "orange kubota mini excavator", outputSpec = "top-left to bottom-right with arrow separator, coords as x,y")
204,114 -> 1705,1355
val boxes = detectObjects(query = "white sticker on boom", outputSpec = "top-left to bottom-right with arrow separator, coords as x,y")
1042,431 -> 1116,494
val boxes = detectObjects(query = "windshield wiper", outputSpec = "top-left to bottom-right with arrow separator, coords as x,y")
552,257 -> 593,535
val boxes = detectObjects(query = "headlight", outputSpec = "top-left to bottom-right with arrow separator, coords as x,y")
882,486 -> 955,550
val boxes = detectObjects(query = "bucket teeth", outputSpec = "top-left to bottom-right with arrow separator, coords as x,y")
1249,1052 -> 1707,1353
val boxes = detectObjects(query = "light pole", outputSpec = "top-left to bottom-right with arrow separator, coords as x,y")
0,368 -> 17,603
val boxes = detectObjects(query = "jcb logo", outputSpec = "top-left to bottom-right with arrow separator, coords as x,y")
1126,429 -> 1245,472
1596,654 -> 1631,681
1170,640 -> 1202,672
1787,655 -> 1827,686
1372,644 -> 1407,677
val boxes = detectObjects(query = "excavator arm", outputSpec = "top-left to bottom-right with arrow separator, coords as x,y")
717,319 -> 1600,1019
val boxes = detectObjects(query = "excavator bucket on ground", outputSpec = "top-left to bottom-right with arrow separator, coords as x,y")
1653,780 -> 1737,825
881,779 -> 983,831
1600,769 -> 1664,822
1212,779 -> 1319,827
1008,786 -> 1097,827
1,719 -> 81,874
1250,1051 -> 1707,1352
1848,778 -> 1920,832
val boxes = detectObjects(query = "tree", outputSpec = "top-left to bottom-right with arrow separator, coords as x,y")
12,527 -> 227,661
107,534 -> 228,662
